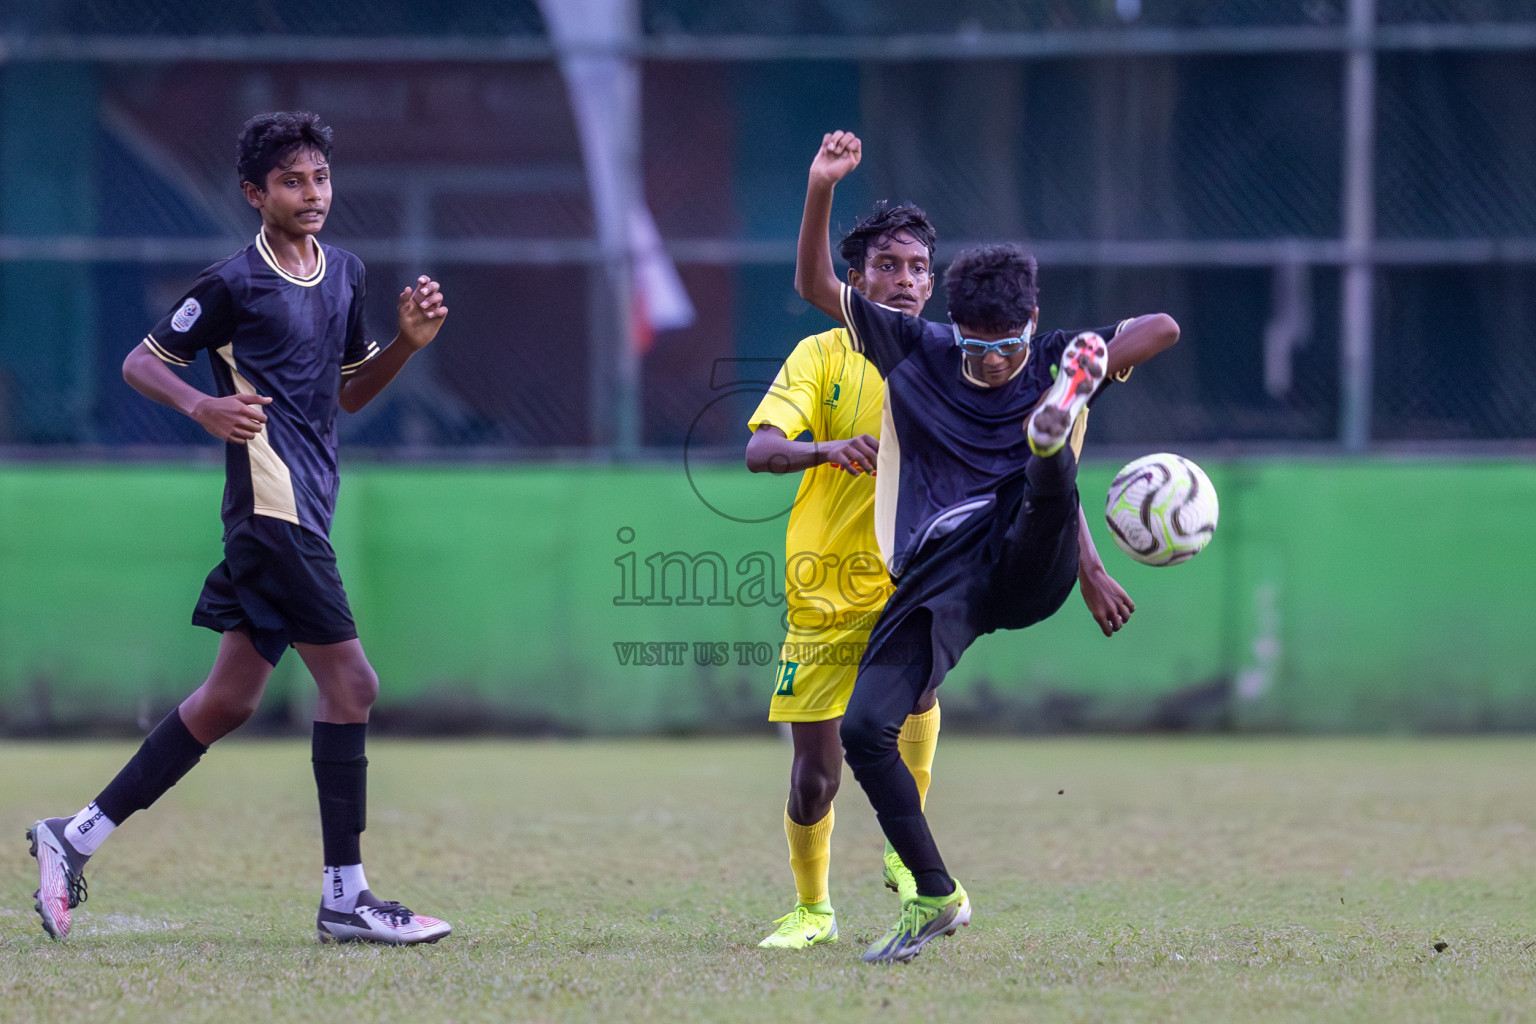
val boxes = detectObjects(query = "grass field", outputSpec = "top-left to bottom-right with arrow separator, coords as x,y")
2,737 -> 1535,1022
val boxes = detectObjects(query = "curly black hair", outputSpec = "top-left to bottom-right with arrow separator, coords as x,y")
944,244 -> 1039,333
839,200 -> 936,273
236,111 -> 334,189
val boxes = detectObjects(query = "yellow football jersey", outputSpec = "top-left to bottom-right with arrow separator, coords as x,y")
748,328 -> 893,639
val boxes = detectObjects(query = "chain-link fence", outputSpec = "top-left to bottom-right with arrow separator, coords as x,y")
1,0 -> 1532,452
2,1 -> 547,36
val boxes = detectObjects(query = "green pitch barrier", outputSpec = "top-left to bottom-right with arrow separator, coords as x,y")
0,459 -> 1531,733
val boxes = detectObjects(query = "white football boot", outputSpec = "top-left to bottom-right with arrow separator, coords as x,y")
316,889 -> 452,945
1026,331 -> 1109,457
27,817 -> 90,940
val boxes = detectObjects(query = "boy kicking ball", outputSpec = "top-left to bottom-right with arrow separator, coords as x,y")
794,130 -> 1181,963
746,198 -> 1135,950
29,111 -> 450,945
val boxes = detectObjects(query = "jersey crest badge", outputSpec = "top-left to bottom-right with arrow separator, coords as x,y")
171,297 -> 202,333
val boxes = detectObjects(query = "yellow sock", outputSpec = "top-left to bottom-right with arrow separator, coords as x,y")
898,701 -> 941,810
784,805 -> 834,910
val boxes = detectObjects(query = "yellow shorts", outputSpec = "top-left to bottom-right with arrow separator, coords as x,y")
766,624 -> 874,723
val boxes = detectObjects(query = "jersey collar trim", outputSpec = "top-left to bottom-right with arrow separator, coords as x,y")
959,351 -> 1029,389
255,230 -> 326,288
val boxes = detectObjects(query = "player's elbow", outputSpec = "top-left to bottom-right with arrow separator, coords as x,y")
1149,313 -> 1180,352
793,268 -> 842,321
337,376 -> 366,414
744,436 -> 771,473
793,265 -> 815,304
122,345 -> 152,389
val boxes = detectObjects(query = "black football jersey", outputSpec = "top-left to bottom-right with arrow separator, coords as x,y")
838,284 -> 1121,574
144,231 -> 379,539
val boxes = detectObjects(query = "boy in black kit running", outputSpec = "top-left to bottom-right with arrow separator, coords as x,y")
27,111 -> 451,945
794,131 -> 1181,963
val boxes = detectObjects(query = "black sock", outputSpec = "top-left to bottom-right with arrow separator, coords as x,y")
840,609 -> 955,899
843,705 -> 954,897
312,722 -> 367,866
914,871 -> 956,898
867,805 -> 951,898
1025,446 -> 1077,497
93,710 -> 209,826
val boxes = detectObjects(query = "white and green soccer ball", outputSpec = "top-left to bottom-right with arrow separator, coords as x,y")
1104,453 -> 1219,566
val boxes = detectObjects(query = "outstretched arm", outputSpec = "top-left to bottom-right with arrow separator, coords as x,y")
745,424 -> 878,476
1077,504 -> 1135,636
123,345 -> 272,444
339,275 -> 448,413
1106,313 -> 1179,378
794,131 -> 862,323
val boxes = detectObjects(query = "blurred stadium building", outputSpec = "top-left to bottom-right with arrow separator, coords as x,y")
2,0 -> 1533,456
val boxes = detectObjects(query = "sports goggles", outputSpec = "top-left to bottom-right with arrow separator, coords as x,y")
951,321 -> 1033,357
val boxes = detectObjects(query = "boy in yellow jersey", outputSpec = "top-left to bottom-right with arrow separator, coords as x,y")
745,201 -> 1135,949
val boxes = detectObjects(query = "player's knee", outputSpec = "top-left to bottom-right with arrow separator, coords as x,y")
839,709 -> 893,763
209,689 -> 263,729
791,762 -> 841,809
317,660 -> 379,714
341,664 -> 379,711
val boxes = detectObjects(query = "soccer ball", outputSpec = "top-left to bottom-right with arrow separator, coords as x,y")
1104,453 -> 1219,566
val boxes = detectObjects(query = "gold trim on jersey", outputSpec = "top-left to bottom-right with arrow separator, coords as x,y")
872,399 -> 901,572
255,229 -> 326,288
1069,408 -> 1090,460
839,284 -> 864,353
959,350 -> 1029,388
341,341 -> 381,376
1109,317 -> 1135,382
143,334 -> 193,368
215,342 -> 300,526
838,283 -> 906,355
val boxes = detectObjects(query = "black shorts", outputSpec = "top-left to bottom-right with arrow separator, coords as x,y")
859,463 -> 1082,696
192,515 -> 358,666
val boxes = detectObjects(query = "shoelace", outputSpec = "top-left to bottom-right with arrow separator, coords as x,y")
366,901 -> 415,927
771,906 -> 823,935
66,870 -> 88,910
897,898 -> 941,939
772,907 -> 808,928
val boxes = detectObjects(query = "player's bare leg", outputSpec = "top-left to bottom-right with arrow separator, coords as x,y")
179,629 -> 277,743
300,638 -> 378,726
299,640 -> 449,944
786,719 -> 843,826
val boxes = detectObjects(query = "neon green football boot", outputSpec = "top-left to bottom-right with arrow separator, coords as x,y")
861,879 -> 970,963
882,843 -> 918,903
758,904 -> 838,949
